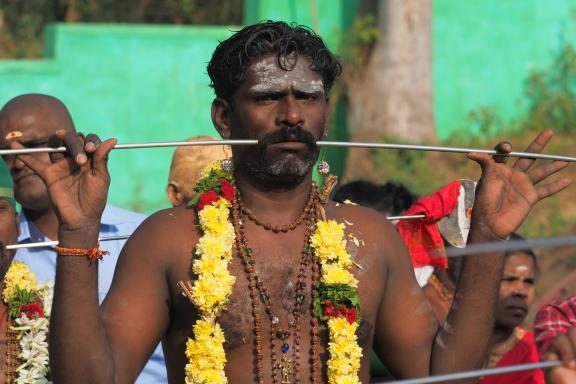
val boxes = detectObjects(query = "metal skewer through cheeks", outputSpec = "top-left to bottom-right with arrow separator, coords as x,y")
0,139 -> 574,162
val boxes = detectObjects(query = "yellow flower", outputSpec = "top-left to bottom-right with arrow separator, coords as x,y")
2,261 -> 37,302
199,201 -> 232,234
327,317 -> 362,384
191,272 -> 235,315
195,234 -> 232,261
311,220 -> 351,265
198,161 -> 224,181
321,264 -> 358,287
185,318 -> 227,384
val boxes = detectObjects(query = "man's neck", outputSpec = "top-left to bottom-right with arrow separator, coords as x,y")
23,207 -> 59,241
235,173 -> 315,227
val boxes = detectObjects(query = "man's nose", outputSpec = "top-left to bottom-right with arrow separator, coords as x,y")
511,282 -> 529,297
277,95 -> 304,127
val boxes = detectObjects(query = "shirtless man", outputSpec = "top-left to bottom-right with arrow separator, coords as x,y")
10,21 -> 571,383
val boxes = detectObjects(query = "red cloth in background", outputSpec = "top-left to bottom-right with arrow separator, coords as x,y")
397,180 -> 461,269
534,296 -> 576,359
477,330 -> 545,384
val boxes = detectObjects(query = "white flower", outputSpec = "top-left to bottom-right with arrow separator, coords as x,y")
39,282 -> 54,318
8,280 -> 53,384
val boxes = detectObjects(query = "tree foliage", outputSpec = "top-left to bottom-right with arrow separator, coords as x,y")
0,0 -> 243,58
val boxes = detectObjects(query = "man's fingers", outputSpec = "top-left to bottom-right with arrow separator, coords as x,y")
537,177 -> 572,200
84,133 -> 102,153
61,129 -> 87,166
528,161 -> 569,184
493,140 -> 512,164
9,141 -> 48,178
92,138 -> 116,174
467,152 -> 493,171
513,129 -> 554,171
47,130 -> 66,163
549,331 -> 576,369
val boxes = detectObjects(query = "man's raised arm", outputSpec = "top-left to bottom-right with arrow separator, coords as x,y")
430,130 -> 571,378
10,131 -> 169,383
374,130 -> 571,381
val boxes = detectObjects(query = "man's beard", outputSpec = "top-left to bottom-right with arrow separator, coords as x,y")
235,126 -> 320,186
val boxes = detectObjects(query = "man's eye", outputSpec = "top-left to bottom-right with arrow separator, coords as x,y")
255,94 -> 281,102
296,92 -> 318,100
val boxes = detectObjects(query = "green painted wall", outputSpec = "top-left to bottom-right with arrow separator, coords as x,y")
434,0 -> 576,139
0,24 -> 236,211
0,1 -> 347,212
3,1 -> 572,211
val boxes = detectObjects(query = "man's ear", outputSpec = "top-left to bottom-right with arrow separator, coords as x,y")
211,98 -> 231,139
166,181 -> 185,207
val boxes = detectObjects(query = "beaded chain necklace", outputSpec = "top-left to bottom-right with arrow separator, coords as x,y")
181,161 -> 362,384
233,184 -> 319,383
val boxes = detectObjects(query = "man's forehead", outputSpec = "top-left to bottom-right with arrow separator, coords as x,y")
247,55 -> 324,91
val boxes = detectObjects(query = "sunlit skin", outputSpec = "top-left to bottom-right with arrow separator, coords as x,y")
8,51 -> 572,383
491,253 -> 537,345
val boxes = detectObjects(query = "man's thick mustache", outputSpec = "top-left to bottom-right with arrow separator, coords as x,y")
258,126 -> 318,147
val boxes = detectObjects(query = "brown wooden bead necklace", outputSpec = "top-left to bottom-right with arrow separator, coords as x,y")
2,310 -> 19,383
233,185 -> 321,384
238,184 -> 317,233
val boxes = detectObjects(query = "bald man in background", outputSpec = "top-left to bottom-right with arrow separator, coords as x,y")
0,93 -> 167,383
166,135 -> 230,207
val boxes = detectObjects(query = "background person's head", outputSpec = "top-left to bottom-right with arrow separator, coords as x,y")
0,94 -> 77,213
207,21 -> 341,187
207,20 -> 342,104
332,180 -> 416,218
494,233 -> 539,330
166,136 -> 231,207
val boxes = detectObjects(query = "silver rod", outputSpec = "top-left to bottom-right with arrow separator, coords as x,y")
383,360 -> 561,384
446,235 -> 576,257
6,235 -> 130,250
4,215 -> 425,251
0,139 -> 574,162
386,214 -> 426,221
0,140 -> 258,156
318,141 -> 576,162
6,231 -> 575,253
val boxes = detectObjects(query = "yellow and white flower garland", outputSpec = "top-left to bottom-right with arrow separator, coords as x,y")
311,220 -> 362,384
3,260 -> 53,384
183,162 -> 235,384
183,161 -> 362,383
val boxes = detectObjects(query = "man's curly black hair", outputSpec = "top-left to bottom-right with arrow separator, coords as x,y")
207,20 -> 342,102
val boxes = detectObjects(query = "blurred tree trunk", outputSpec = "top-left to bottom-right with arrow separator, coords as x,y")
343,0 -> 435,182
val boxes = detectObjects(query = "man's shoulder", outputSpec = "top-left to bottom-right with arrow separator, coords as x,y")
131,205 -> 198,242
327,201 -> 395,233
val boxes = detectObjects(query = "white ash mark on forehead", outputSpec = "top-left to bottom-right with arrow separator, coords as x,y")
250,60 -> 324,94
308,80 -> 324,93
514,265 -> 530,272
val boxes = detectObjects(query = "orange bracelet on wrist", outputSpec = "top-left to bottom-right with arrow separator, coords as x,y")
54,243 -> 109,262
